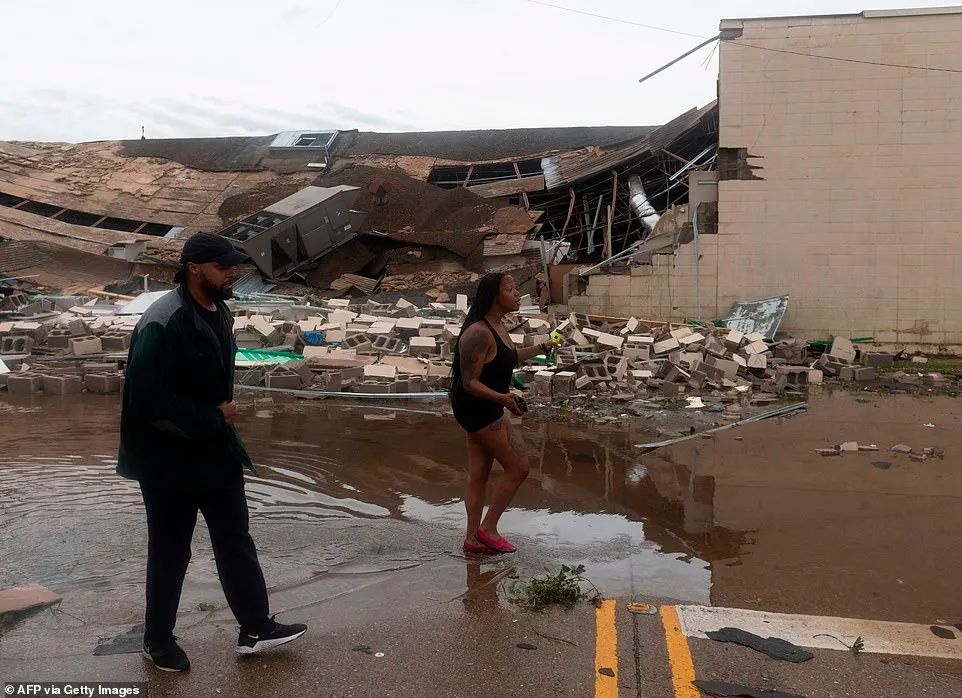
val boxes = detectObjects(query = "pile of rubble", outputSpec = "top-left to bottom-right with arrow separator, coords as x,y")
0,286 -> 948,403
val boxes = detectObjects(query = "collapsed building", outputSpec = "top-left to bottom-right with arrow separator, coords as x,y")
2,6 -> 961,353
571,6 -> 962,351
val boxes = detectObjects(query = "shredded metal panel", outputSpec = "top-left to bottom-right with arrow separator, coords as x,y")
723,295 -> 790,339
233,269 -> 277,296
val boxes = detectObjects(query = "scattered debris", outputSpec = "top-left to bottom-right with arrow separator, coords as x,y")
93,624 -> 145,656
871,461 -> 892,470
627,602 -> 658,615
705,627 -> 814,663
597,667 -> 615,677
930,626 -> 957,640
892,444 -> 914,454
692,680 -> 805,698
516,642 -> 538,651
0,584 -> 61,618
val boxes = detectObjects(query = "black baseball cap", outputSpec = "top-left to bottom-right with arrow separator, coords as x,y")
174,233 -> 249,282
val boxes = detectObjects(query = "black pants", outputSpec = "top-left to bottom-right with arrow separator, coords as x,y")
140,482 -> 269,647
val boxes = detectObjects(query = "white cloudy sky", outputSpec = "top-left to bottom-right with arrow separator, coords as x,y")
0,0 -> 957,142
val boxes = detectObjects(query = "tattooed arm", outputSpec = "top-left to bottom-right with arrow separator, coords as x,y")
460,324 -> 520,413
515,342 -> 551,364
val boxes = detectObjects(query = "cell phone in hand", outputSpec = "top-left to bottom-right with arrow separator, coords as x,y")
515,396 -> 529,413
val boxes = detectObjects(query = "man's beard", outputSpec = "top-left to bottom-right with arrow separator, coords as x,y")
203,279 -> 233,301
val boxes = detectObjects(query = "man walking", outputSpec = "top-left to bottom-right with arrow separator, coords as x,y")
118,233 -> 306,672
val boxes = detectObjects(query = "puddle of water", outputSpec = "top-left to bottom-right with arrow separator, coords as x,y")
1,390 -> 959,623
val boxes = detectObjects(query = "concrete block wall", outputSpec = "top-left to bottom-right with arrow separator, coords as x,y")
717,9 -> 962,347
568,234 -> 720,322
571,9 -> 962,349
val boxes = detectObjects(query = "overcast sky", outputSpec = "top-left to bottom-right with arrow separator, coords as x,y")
0,0 -> 957,142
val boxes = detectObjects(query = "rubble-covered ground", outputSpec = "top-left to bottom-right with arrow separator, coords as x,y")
1,389 -> 960,696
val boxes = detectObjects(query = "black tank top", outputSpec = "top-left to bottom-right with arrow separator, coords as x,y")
451,319 -> 517,397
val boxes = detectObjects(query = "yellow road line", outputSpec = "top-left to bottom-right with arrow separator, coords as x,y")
594,599 -> 618,697
660,605 -> 698,698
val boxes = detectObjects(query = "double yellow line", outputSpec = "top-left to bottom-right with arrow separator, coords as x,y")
594,601 -> 698,697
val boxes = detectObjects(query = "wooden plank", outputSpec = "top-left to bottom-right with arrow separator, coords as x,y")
466,174 -> 545,198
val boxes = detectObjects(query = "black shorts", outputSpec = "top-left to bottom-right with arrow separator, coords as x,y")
450,390 -> 504,433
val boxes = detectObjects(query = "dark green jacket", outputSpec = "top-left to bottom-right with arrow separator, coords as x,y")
117,285 -> 254,489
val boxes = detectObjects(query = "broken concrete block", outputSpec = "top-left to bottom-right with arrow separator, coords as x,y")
724,329 -> 744,350
678,333 -> 706,347
829,336 -> 857,363
70,336 -> 103,356
839,366 -> 856,382
861,352 -> 895,368
911,356 -> 928,364
705,356 -> 739,381
661,381 -> 684,397
84,373 -> 121,394
265,371 -> 303,390
101,333 -> 131,352
892,444 -> 913,454
808,369 -> 823,385
596,332 -> 624,349
552,371 -> 576,397
744,332 -> 765,343
853,366 -> 876,382
652,337 -> 680,355
747,354 -> 768,370
574,375 -> 592,390
670,327 -> 693,341
42,375 -> 82,395
705,336 -> 729,358
744,340 -> 769,355
456,294 -> 468,312
364,363 -> 398,379
817,448 -> 840,457
840,441 -> 859,452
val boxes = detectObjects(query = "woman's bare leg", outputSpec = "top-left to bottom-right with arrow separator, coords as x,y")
464,434 -> 493,544
473,417 -> 530,540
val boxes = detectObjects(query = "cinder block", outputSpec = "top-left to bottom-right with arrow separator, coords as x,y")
7,374 -> 43,394
364,363 -> 398,379
744,340 -> 769,355
853,366 -> 876,381
552,371 -> 576,397
102,334 -> 131,352
371,336 -> 405,354
42,375 -> 82,395
85,373 -> 122,394
862,352 -> 895,368
829,336 -> 857,363
652,337 -> 680,355
724,329 -> 745,350
47,330 -> 72,349
70,336 -> 103,356
1,336 -> 34,355
265,371 -> 303,390
409,336 -> 438,356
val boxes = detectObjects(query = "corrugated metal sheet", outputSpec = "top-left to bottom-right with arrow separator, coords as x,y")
483,234 -> 526,257
233,269 -> 277,296
541,101 -> 717,190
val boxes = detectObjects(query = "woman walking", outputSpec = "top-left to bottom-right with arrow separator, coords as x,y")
450,273 -> 554,554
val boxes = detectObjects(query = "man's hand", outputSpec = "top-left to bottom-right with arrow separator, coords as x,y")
219,401 -> 238,426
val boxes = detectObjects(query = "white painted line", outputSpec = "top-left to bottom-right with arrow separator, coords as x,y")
676,605 -> 962,660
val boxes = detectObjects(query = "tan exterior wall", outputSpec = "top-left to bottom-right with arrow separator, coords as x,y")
574,9 -> 962,348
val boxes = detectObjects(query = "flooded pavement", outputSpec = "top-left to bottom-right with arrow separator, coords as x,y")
1,388 -> 959,632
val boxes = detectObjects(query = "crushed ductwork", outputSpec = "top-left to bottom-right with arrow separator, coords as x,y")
628,176 -> 661,235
